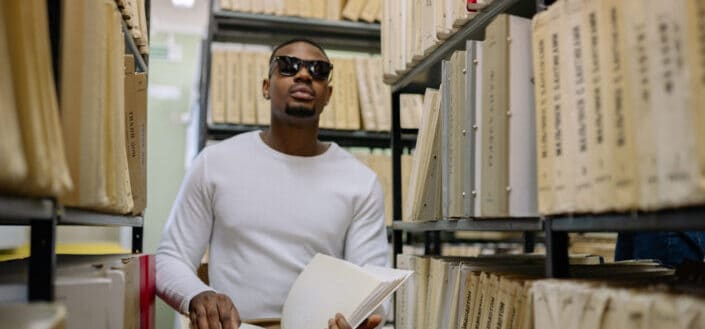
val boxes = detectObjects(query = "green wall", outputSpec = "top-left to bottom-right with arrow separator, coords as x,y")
145,31 -> 202,329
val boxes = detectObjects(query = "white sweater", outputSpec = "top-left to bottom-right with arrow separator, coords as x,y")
156,131 -> 390,320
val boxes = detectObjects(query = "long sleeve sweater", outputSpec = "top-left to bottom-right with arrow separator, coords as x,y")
156,131 -> 390,320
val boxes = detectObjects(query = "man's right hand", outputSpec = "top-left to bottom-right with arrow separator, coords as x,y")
189,291 -> 241,329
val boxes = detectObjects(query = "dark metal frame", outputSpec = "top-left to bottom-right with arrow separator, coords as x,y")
0,0 -> 150,302
197,0 -> 398,151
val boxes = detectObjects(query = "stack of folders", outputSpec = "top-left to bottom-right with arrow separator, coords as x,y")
532,0 -> 705,215
209,45 -> 408,132
0,254 -> 155,329
0,1 -> 73,198
382,0 -> 493,83
60,0 -> 148,215
404,14 -> 536,222
532,279 -> 705,329
0,1 -> 148,215
116,0 -> 149,54
218,0 -> 382,23
394,254 -> 688,329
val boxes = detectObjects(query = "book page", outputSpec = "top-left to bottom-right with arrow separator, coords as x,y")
281,254 -> 410,329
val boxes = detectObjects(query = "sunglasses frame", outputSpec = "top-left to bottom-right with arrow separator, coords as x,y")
269,55 -> 334,81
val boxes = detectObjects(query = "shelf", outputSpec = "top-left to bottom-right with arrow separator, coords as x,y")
208,124 -> 417,148
391,218 -> 543,232
549,206 -> 705,232
212,11 -> 380,53
389,0 -> 536,93
59,208 -> 143,227
0,196 -> 54,225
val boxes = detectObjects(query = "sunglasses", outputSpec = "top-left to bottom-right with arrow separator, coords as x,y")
270,55 -> 333,81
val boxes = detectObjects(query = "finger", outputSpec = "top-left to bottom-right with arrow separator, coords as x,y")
216,297 -> 236,329
328,317 -> 339,329
335,313 -> 352,329
193,305 -> 210,329
207,303 -> 221,329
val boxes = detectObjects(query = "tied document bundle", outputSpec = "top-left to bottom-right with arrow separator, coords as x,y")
243,253 -> 412,329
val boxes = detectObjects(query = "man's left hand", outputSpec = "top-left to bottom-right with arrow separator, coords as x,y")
327,313 -> 382,329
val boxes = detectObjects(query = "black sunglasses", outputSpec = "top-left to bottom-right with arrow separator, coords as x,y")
270,55 -> 333,81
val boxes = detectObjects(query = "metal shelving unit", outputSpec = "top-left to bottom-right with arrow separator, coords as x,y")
208,124 -> 417,148
544,206 -> 705,278
387,0 -> 704,283
389,0 -> 539,261
197,0 -> 414,151
0,0 -> 149,302
391,218 -> 543,233
212,10 -> 380,52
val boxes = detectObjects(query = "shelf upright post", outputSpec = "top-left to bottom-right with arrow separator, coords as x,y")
523,231 -> 536,253
424,231 -> 442,256
544,218 -> 569,278
391,90 -> 403,265
132,226 -> 144,254
28,203 -> 57,301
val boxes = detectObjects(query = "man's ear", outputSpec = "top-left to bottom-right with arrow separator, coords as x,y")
324,85 -> 333,106
262,78 -> 270,99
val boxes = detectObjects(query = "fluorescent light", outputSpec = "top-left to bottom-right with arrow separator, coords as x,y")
171,0 -> 195,8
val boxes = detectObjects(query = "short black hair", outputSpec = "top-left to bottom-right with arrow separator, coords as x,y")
268,38 -> 330,65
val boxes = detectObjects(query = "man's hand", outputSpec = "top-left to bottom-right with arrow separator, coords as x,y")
189,291 -> 241,329
327,313 -> 383,329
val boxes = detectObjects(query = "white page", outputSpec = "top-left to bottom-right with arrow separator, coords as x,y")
281,254 -> 412,329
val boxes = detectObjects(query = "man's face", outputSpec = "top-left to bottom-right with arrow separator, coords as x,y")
263,42 -> 333,126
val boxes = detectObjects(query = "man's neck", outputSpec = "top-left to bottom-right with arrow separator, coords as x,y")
260,123 -> 328,157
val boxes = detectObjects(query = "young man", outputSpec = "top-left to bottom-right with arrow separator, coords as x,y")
156,39 -> 389,329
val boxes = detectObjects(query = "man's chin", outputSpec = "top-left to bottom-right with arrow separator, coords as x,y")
285,106 -> 316,118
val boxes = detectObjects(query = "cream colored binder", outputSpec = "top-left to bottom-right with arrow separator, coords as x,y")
608,0 -> 639,211
623,0 -> 659,210
345,59 -> 361,130
686,0 -> 705,200
255,52 -> 271,125
585,0 -> 616,213
342,0 -> 368,21
651,0 -> 705,208
359,0 -> 379,23
63,0 -> 118,205
210,47 -> 227,123
241,52 -> 258,125
421,0 -> 439,55
369,57 -> 391,131
479,14 -> 510,217
20,0 -> 73,197
530,11 -> 554,215
564,0 -> 592,214
226,49 -> 243,124
0,6 -> 27,189
473,41 -> 485,218
101,1 -> 133,213
326,0 -> 342,20
545,3 -> 573,215
405,88 -> 440,221
355,58 -> 377,130
507,15 -> 537,217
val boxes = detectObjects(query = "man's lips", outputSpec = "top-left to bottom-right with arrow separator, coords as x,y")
290,85 -> 315,101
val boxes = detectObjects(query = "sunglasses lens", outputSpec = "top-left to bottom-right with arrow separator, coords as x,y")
277,57 -> 299,76
310,61 -> 332,80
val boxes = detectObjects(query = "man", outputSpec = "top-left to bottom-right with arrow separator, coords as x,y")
156,39 -> 389,329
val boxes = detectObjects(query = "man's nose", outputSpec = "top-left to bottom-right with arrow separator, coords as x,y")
293,65 -> 313,82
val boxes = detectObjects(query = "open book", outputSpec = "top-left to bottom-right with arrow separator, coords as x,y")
243,254 -> 412,329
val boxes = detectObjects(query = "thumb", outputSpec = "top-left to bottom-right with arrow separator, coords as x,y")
358,314 -> 383,329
